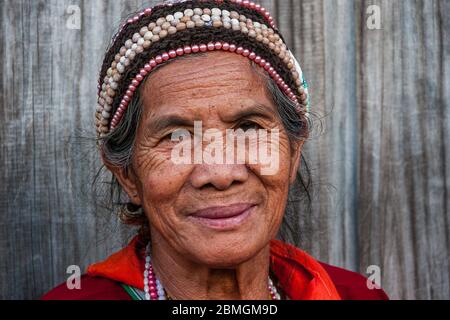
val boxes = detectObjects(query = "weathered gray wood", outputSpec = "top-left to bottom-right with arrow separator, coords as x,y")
0,0 -> 448,300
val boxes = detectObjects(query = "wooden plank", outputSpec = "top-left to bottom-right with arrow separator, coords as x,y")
356,0 -> 450,299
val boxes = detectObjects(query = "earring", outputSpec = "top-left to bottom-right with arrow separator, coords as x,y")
118,203 -> 145,224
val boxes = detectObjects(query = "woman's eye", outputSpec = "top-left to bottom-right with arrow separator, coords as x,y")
237,121 -> 262,132
162,129 -> 192,142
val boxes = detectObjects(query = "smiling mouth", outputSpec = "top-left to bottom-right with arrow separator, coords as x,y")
188,203 -> 256,230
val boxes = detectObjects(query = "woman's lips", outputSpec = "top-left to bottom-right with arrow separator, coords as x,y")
188,203 -> 256,230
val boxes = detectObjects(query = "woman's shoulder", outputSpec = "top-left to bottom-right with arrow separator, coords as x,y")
319,262 -> 389,300
41,275 -> 131,300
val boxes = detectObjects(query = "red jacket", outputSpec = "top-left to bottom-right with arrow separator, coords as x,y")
42,237 -> 388,300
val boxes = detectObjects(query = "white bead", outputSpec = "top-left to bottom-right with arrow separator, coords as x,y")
144,31 -> 153,40
201,14 -> 211,22
231,18 -> 239,25
184,9 -> 194,17
211,8 -> 221,16
135,46 -> 143,54
211,15 -> 221,21
119,56 -> 126,64
193,8 -> 203,15
132,33 -> 140,42
125,39 -> 133,49
222,10 -> 230,17
152,26 -> 161,35
166,14 -> 175,22
131,43 -> 138,50
145,293 -> 150,300
137,38 -> 145,46
174,11 -> 183,19
125,49 -> 132,58
102,111 -> 110,119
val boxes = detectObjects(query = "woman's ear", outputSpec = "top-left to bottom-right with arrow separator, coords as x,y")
289,139 -> 305,185
101,150 -> 142,206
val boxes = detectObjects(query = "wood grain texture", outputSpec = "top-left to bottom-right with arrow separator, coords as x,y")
0,0 -> 448,300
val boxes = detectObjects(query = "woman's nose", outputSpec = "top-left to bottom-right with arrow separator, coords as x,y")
189,164 -> 249,191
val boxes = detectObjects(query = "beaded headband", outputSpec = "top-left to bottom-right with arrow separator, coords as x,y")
96,0 -> 310,139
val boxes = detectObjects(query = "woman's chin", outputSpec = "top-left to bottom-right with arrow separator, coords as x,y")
183,234 -> 268,268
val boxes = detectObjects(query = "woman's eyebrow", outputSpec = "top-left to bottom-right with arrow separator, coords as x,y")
223,104 -> 275,122
148,115 -> 194,133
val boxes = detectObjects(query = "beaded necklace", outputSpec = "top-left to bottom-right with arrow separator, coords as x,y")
143,243 -> 281,300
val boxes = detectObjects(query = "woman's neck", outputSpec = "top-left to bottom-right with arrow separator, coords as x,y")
149,232 -> 272,300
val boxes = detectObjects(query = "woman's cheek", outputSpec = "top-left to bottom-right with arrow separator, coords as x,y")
139,157 -> 193,202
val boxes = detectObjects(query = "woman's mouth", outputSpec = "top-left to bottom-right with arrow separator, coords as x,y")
188,203 -> 256,230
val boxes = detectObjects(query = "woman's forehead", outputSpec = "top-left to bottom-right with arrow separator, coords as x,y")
140,51 -> 272,115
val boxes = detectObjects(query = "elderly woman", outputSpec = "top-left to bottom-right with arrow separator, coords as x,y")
44,0 -> 387,300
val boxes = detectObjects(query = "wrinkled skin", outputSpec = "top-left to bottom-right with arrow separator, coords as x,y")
106,51 -> 304,299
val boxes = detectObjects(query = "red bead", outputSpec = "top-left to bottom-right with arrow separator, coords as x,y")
150,59 -> 157,67
242,49 -> 250,57
229,44 -> 236,52
162,53 -> 170,61
155,56 -> 163,63
169,50 -> 177,58
207,43 -> 215,51
144,64 -> 152,72
199,44 -> 207,52
215,42 -> 222,50
176,48 -> 184,56
192,45 -> 200,53
184,46 -> 192,54
222,43 -> 230,51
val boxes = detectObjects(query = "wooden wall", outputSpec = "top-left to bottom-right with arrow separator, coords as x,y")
0,0 -> 448,299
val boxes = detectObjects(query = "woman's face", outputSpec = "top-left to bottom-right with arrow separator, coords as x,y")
113,51 -> 302,267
